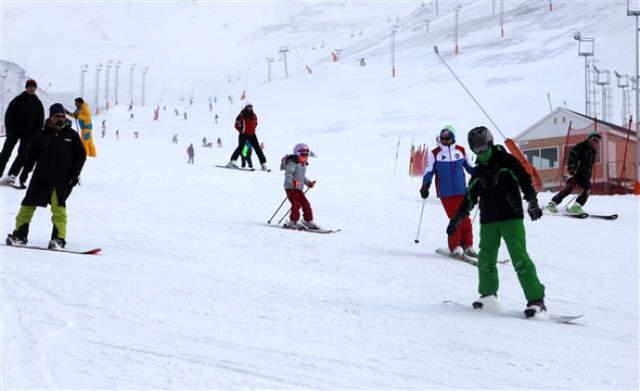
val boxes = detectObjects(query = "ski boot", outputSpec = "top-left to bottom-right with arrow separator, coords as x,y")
472,294 -> 500,311
300,220 -> 321,230
6,233 -> 27,246
261,163 -> 269,171
567,203 -> 584,214
1,175 -> 16,186
283,220 -> 300,229
48,238 -> 66,250
545,201 -> 558,213
524,298 -> 547,318
451,245 -> 464,259
464,247 -> 479,258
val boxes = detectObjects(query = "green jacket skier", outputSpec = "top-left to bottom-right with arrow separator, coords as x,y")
447,126 -> 546,318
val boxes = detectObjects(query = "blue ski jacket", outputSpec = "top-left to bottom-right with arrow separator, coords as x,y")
422,143 -> 474,198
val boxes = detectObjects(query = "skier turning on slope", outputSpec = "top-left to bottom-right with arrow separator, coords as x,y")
281,143 -> 319,230
546,132 -> 601,214
447,126 -> 546,318
420,126 -> 475,258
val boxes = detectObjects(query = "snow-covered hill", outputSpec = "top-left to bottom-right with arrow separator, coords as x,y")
1,1 -> 639,388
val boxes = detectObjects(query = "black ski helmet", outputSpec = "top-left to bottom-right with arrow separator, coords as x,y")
468,126 -> 494,154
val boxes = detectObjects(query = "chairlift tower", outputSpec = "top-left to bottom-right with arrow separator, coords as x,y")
593,65 -> 612,121
79,64 -> 88,98
615,71 -> 631,125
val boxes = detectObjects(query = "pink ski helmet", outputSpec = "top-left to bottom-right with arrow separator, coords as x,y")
293,143 -> 310,156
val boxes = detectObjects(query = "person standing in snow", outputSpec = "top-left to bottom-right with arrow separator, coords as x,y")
546,132 -> 601,214
216,137 -> 222,148
281,143 -> 318,229
420,126 -> 475,258
0,79 -> 45,187
6,103 -> 86,249
65,98 -> 97,158
447,126 -> 546,317
226,102 -> 268,170
241,140 -> 253,169
187,143 -> 195,164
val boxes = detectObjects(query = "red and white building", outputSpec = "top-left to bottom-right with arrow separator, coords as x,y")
514,107 -> 637,194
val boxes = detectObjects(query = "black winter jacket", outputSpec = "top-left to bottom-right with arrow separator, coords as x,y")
20,121 -> 86,207
455,145 -> 537,224
568,140 -> 597,180
4,91 -> 45,137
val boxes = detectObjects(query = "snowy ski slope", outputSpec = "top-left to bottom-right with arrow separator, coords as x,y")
1,1 -> 639,388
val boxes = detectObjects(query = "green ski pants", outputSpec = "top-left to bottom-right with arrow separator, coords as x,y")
477,219 -> 545,301
15,190 -> 67,239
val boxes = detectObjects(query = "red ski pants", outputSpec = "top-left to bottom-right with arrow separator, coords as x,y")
441,195 -> 473,251
286,189 -> 313,222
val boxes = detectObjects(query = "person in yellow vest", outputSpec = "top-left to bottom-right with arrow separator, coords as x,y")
65,98 -> 96,157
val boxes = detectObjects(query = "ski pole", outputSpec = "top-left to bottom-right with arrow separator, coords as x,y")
414,198 -> 427,244
267,196 -> 289,224
277,187 -> 311,225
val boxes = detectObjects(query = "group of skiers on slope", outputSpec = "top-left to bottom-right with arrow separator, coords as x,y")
419,125 -> 600,317
2,79 -> 96,249
3,86 -> 602,316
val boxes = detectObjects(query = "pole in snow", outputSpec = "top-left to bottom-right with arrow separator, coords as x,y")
114,61 -> 121,105
454,5 -> 462,55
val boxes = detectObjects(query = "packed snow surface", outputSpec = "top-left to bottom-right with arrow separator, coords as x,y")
1,0 -> 639,388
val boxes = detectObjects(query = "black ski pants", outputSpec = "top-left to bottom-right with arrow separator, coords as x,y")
552,175 -> 591,206
0,133 -> 31,178
230,133 -> 266,164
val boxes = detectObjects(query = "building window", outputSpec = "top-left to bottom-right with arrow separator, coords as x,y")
523,147 -> 559,169
562,116 -> 566,123
553,117 -> 557,124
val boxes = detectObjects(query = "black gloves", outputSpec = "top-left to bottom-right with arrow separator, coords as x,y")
420,183 -> 430,199
446,216 -> 462,235
527,198 -> 543,221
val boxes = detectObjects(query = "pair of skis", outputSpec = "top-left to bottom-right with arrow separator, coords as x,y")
435,248 -> 510,266
545,210 -> 618,220
215,164 -> 271,173
271,224 -> 341,234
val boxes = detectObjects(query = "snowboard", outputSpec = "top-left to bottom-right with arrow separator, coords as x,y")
2,243 -> 102,255
271,224 -> 341,234
442,300 -> 583,324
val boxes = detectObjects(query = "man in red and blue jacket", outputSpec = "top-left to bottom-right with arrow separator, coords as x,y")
420,126 -> 475,257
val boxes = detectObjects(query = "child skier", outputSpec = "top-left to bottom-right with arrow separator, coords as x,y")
447,126 -> 546,318
281,143 -> 318,229
420,126 -> 475,258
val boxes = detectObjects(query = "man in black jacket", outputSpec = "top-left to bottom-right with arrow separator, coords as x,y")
448,126 -> 546,318
0,79 -> 45,187
547,133 -> 601,214
6,103 -> 86,249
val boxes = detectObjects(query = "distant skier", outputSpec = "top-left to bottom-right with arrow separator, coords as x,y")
134,131 -> 139,139
225,102 -> 268,170
241,141 -> 253,169
65,97 -> 96,158
546,133 -> 601,214
214,113 -> 219,124
202,137 -> 208,146
216,137 -> 222,148
129,113 -> 134,121
0,79 -> 45,187
6,103 -> 86,249
174,108 -> 179,116
116,129 -> 120,140
184,112 -> 188,120
281,143 -> 318,229
172,134 -> 178,144
187,143 -> 194,164
360,58 -> 366,66
447,126 -> 546,317
128,103 -> 133,111
420,126 -> 475,258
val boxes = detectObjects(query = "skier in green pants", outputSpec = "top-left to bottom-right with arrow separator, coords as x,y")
6,103 -> 86,250
447,126 -> 546,318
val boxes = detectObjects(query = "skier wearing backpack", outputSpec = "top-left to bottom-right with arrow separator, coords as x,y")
546,132 -> 601,214
419,126 -> 475,258
281,143 -> 318,229
447,126 -> 546,318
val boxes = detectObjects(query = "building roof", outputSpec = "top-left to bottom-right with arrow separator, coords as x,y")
514,107 -> 637,141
